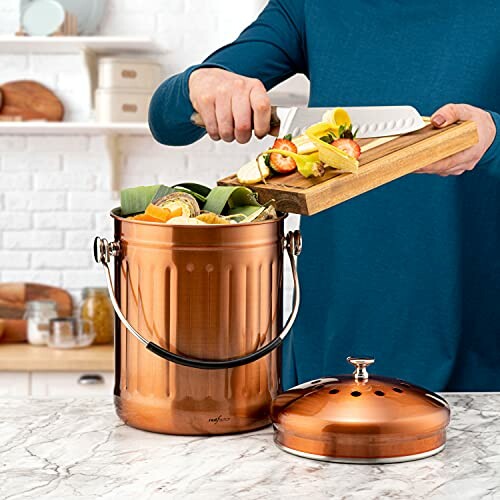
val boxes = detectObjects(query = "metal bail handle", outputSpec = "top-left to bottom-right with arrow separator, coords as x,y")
93,230 -> 302,370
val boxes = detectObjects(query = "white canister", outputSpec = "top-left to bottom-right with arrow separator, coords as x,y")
98,57 -> 161,90
95,88 -> 152,122
25,300 -> 58,345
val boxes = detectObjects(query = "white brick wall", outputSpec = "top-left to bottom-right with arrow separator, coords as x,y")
0,0 -> 306,303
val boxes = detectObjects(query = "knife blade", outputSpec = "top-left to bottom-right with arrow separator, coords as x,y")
191,105 -> 426,139
276,106 -> 426,138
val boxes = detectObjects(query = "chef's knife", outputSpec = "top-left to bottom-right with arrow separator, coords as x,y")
191,105 -> 426,139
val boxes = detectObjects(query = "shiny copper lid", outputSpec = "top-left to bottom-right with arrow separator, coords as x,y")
271,356 -> 450,464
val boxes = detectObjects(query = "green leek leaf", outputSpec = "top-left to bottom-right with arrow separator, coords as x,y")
204,186 -> 260,215
227,187 -> 260,209
120,184 -> 160,216
228,205 -> 262,217
173,182 -> 211,201
152,185 -> 176,204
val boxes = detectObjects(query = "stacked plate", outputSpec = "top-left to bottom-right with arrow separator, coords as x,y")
20,0 -> 107,36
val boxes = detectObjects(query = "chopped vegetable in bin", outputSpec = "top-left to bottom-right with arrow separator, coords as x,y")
120,183 -> 278,225
154,192 -> 200,218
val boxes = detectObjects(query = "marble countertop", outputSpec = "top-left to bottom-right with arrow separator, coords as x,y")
1,393 -> 499,499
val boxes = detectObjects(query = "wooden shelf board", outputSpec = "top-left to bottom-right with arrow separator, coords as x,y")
0,35 -> 163,54
0,121 -> 151,135
0,344 -> 113,372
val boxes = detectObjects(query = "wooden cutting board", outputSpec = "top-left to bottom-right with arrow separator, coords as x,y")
0,283 -> 73,343
219,121 -> 478,215
0,80 -> 64,122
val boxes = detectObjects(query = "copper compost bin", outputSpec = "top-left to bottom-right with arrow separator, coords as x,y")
94,209 -> 301,435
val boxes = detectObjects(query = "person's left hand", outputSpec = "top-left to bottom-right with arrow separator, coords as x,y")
416,103 -> 497,176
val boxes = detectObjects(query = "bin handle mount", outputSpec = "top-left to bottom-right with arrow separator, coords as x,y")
93,231 -> 301,370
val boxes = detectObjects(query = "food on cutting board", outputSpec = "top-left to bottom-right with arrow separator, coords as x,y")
306,122 -> 359,173
330,138 -> 361,160
268,136 -> 298,173
120,183 -> 278,225
236,107 -> 361,184
236,156 -> 271,185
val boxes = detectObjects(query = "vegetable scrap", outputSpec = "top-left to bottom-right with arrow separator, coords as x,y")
120,183 -> 279,225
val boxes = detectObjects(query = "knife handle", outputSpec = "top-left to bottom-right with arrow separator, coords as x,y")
190,105 -> 281,137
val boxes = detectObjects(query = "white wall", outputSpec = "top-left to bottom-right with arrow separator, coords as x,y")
0,1 -> 307,303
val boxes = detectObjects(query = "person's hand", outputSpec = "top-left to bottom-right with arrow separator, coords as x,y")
416,104 -> 496,176
188,68 -> 271,144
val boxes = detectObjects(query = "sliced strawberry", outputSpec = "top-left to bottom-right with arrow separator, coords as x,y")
331,138 -> 361,160
273,138 -> 297,153
269,138 -> 298,173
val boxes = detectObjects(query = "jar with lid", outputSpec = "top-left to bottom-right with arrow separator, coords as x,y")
25,300 -> 58,345
80,287 -> 114,344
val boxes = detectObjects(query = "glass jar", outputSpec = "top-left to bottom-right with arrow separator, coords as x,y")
25,300 -> 58,345
80,287 -> 114,344
49,317 -> 95,349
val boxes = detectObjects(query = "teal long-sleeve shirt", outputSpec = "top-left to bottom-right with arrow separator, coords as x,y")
149,0 -> 500,391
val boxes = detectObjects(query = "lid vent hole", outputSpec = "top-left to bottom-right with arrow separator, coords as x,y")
400,382 -> 410,387
393,387 -> 403,393
310,379 -> 321,384
374,390 -> 385,396
351,391 -> 362,397
329,389 -> 340,395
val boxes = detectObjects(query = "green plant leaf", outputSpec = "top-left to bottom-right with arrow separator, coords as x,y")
120,185 -> 161,216
228,187 -> 260,209
228,205 -> 266,223
173,182 -> 211,198
152,185 -> 176,204
173,184 -> 210,203
228,205 -> 262,216
204,186 -> 260,215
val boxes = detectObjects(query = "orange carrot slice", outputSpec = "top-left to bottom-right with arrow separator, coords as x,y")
145,203 -> 171,222
164,207 -> 183,221
131,213 -> 163,222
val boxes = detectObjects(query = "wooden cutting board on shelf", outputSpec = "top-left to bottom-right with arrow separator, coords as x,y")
218,121 -> 478,215
0,283 -> 73,343
0,80 -> 64,122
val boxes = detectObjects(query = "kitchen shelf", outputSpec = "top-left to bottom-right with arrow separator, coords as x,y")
0,35 -> 162,54
0,35 -> 165,112
0,121 -> 153,190
0,343 -> 113,372
1,36 -> 164,190
0,121 -> 150,135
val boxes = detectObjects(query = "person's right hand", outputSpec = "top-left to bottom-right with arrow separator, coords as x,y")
188,68 -> 271,144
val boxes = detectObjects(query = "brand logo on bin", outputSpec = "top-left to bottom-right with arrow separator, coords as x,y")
208,415 -> 230,424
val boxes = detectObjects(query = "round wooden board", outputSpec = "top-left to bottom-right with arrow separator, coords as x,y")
0,80 -> 64,121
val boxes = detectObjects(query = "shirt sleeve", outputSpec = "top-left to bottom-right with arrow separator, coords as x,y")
480,111 -> 500,168
149,0 -> 307,146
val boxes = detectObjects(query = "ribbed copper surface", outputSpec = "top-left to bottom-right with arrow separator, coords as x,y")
271,375 -> 450,461
112,212 -> 285,435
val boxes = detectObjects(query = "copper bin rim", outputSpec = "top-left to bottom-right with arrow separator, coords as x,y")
110,207 -> 288,228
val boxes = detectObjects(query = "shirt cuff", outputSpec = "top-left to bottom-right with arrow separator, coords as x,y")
181,63 -> 235,112
480,110 -> 500,165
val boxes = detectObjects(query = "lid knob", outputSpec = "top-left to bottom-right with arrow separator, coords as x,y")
347,356 -> 375,381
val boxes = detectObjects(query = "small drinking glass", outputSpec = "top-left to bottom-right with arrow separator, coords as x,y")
48,318 -> 95,349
